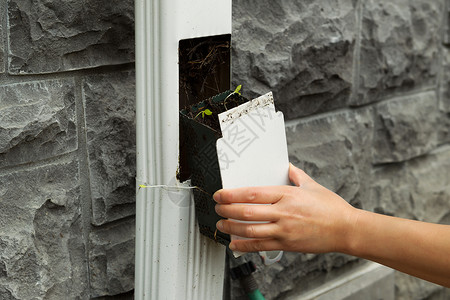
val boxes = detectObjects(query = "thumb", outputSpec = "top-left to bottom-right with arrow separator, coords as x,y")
289,163 -> 310,187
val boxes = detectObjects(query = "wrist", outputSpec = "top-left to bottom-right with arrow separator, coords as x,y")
337,207 -> 365,256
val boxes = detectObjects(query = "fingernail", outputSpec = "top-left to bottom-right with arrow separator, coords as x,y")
213,190 -> 222,202
216,220 -> 223,230
229,242 -> 236,251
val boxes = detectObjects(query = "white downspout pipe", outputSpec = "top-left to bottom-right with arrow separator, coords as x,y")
135,1 -> 231,299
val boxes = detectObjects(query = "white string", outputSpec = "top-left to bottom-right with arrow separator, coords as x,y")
138,184 -> 196,190
138,184 -> 211,197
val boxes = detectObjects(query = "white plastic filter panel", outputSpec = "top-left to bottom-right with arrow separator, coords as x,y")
216,92 -> 289,264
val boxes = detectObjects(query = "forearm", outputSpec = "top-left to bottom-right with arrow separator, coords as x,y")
344,209 -> 450,287
214,164 -> 450,287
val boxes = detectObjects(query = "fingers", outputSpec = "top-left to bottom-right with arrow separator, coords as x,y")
229,239 -> 281,252
215,204 -> 279,222
289,163 -> 311,187
213,163 -> 309,204
213,186 -> 285,205
216,219 -> 278,239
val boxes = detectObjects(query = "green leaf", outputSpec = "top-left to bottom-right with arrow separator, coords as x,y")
203,109 -> 213,116
234,85 -> 242,95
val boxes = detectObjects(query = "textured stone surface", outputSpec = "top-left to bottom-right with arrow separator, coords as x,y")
442,48 -> 450,111
292,263 -> 394,300
358,0 -> 442,104
395,272 -> 447,300
372,92 -> 439,164
83,71 -> 136,225
229,252 -> 361,300
0,79 -> 77,168
232,0 -> 357,119
370,147 -> 450,224
89,218 -> 135,297
0,161 -> 87,299
370,138 -> 450,299
286,109 -> 374,208
439,47 -> 450,144
7,0 -> 134,74
0,7 -> 4,74
424,287 -> 450,300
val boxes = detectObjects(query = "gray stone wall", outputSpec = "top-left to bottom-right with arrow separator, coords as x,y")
0,0 -> 135,299
230,0 -> 450,299
0,0 -> 449,299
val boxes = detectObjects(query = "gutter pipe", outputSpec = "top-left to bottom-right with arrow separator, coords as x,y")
134,0 -> 232,299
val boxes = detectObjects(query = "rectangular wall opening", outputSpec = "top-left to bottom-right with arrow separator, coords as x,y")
178,34 -> 231,182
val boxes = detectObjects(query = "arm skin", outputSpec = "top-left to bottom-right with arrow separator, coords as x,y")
213,163 -> 450,287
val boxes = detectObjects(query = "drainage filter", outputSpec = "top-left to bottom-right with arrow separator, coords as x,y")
179,90 -> 249,245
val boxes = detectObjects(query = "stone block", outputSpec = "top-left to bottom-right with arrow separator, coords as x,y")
286,109 -> 374,208
0,79 -> 77,168
0,8 -> 4,74
232,0 -> 357,119
0,161 -> 88,299
89,218 -> 135,297
424,287 -> 450,300
372,92 -> 439,164
370,146 -> 450,222
0,287 -> 17,300
292,262 -> 394,300
7,0 -> 134,74
370,150 -> 450,299
358,0 -> 442,104
438,47 -> 450,144
408,147 -> 450,224
442,48 -> 450,112
395,271 -> 446,300
229,252 -> 360,300
83,71 -> 136,225
368,163 -> 411,218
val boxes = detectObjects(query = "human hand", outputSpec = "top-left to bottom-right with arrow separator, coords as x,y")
213,164 -> 359,254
